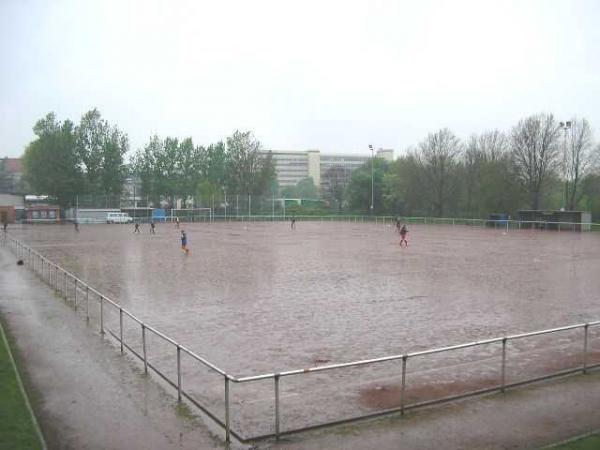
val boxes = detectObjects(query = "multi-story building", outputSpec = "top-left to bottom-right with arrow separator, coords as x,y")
264,149 -> 394,195
0,157 -> 25,194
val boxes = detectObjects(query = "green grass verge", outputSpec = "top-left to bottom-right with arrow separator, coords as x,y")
549,433 -> 600,449
0,322 -> 43,450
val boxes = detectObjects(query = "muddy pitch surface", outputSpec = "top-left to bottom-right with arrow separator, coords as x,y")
9,222 -> 600,436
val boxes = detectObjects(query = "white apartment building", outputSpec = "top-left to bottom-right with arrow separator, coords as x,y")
264,149 -> 394,193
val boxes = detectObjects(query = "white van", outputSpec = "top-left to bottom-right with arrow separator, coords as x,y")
106,212 -> 133,224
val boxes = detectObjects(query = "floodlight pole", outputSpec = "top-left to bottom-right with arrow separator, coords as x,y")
559,121 -> 571,211
223,187 -> 227,220
369,144 -> 374,214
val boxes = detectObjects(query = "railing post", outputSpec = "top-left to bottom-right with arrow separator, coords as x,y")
401,355 -> 407,415
100,296 -> 104,334
501,337 -> 507,393
85,286 -> 89,321
119,308 -> 124,353
142,324 -> 148,373
177,345 -> 182,401
274,374 -> 281,438
583,324 -> 589,374
224,376 -> 231,444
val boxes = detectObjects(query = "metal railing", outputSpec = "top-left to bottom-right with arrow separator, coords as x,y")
206,214 -> 599,231
9,214 -> 599,231
2,232 -> 600,444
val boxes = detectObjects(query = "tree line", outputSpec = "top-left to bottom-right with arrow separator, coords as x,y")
339,113 -> 600,219
21,109 -> 277,209
132,130 -> 276,207
20,109 -> 600,219
22,109 -> 129,208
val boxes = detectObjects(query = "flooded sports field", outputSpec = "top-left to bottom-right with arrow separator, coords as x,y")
8,221 -> 600,437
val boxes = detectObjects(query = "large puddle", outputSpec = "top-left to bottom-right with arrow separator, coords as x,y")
10,221 -> 600,437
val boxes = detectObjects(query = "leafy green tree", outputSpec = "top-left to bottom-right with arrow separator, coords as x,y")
132,135 -> 161,204
460,130 -> 524,217
22,113 -> 83,208
75,108 -> 128,196
322,167 -> 348,213
579,172 -> 600,221
383,154 -> 426,216
196,179 -> 222,208
0,159 -> 12,193
347,158 -> 389,213
255,151 -> 278,195
296,177 -> 319,198
201,142 -> 227,188
101,127 -> 128,196
75,109 -> 107,193
175,137 -> 203,200
281,177 -> 319,198
226,130 -> 275,195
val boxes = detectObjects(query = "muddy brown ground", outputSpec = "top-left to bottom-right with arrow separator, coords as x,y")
7,222 -> 600,436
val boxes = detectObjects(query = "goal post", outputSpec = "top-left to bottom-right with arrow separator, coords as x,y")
169,208 -> 212,223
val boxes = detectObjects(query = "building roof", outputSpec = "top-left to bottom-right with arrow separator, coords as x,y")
2,158 -> 23,173
0,194 -> 24,207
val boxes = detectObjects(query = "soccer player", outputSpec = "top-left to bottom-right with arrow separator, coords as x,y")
134,223 -> 141,234
74,221 -> 79,232
180,230 -> 189,254
150,221 -> 156,234
175,216 -> 180,229
399,224 -> 408,247
290,216 -> 296,230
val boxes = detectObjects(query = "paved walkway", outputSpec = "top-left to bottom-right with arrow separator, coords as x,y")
2,243 -> 600,450
0,246 -> 225,450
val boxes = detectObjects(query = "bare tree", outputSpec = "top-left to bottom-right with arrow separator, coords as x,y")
478,129 -> 508,163
510,113 -> 561,210
463,135 -> 483,215
416,128 -> 462,216
562,118 -> 595,210
463,130 -> 509,215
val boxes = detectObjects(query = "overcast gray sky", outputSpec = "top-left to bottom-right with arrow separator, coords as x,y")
1,0 -> 599,158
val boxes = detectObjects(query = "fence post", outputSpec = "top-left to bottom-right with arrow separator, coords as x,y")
583,324 -> 589,374
401,355 -> 407,415
224,376 -> 231,444
274,374 -> 281,438
177,345 -> 182,401
100,296 -> 104,334
501,337 -> 507,392
119,308 -> 124,353
142,324 -> 148,374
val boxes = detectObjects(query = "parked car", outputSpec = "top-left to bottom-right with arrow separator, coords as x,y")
106,212 -> 133,224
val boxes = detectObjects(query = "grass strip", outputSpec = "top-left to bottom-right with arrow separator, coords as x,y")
0,320 -> 45,450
